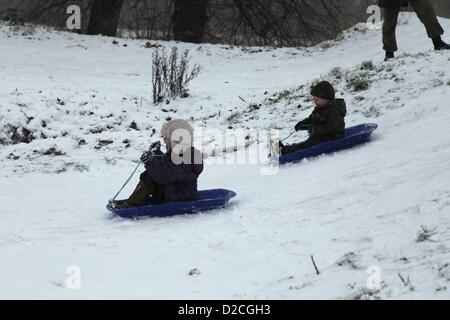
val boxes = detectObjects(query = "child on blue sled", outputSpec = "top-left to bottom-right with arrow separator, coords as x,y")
273,81 -> 347,156
114,119 -> 203,209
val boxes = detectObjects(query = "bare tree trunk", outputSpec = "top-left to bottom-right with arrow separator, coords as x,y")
173,0 -> 208,43
87,0 -> 124,36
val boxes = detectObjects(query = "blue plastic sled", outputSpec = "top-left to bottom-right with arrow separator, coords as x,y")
107,189 -> 237,219
272,123 -> 378,165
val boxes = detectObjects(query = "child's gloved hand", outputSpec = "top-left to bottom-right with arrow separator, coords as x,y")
140,151 -> 154,165
148,141 -> 163,156
140,141 -> 164,164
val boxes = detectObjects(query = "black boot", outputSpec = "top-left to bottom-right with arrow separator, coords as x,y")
384,51 -> 394,61
114,181 -> 152,209
433,36 -> 450,50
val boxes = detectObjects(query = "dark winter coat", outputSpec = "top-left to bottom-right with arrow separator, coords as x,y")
378,0 -> 409,8
296,99 -> 347,145
140,147 -> 204,203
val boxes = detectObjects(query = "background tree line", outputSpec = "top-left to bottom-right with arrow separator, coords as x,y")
1,0 -> 449,47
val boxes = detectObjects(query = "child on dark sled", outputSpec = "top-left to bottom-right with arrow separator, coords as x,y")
114,119 -> 204,209
273,81 -> 347,156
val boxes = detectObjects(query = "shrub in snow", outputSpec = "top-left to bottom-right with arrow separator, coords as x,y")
329,67 -> 345,80
416,225 -> 437,243
9,24 -> 36,37
2,9 -> 25,26
336,252 -> 360,270
33,147 -> 66,157
360,60 -> 375,71
226,111 -> 241,125
346,73 -> 370,92
152,47 -> 201,105
0,124 -> 34,145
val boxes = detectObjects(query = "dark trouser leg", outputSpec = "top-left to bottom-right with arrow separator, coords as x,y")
119,172 -> 156,208
122,181 -> 153,207
383,7 -> 401,52
281,140 -> 315,156
140,171 -> 165,203
410,0 -> 444,39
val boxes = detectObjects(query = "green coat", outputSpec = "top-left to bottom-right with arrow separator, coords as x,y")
297,99 -> 347,144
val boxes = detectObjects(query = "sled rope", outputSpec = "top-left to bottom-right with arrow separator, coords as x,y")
281,130 -> 296,142
111,161 -> 142,202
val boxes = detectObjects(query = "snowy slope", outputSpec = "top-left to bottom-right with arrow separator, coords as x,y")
1,13 -> 450,299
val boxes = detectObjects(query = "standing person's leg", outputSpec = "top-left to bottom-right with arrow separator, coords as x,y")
410,0 -> 443,39
409,0 -> 449,49
382,6 -> 401,58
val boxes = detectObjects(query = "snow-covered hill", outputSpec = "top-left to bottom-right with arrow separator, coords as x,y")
1,13 -> 450,299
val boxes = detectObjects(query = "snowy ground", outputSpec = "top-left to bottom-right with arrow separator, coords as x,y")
1,13 -> 450,299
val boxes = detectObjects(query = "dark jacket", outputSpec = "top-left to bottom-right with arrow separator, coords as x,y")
378,0 -> 409,8
140,147 -> 204,203
297,99 -> 347,145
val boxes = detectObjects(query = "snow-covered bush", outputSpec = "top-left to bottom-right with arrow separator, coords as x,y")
1,9 -> 25,26
416,226 -> 437,243
360,60 -> 375,71
10,24 -> 36,37
329,67 -> 345,80
346,73 -> 370,92
226,112 -> 241,125
152,47 -> 201,105
0,124 -> 35,145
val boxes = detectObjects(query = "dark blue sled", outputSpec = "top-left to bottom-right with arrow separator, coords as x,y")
107,189 -> 237,219
272,123 -> 378,165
